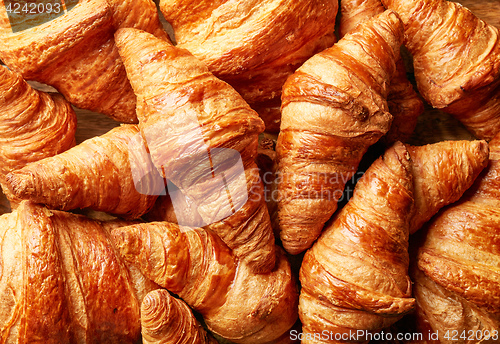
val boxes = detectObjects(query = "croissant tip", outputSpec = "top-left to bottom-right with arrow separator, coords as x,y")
141,289 -> 172,330
282,241 -> 308,256
5,170 -> 35,200
464,139 -> 490,168
279,224 -> 324,255
142,288 -> 166,309
383,8 -> 402,22
477,139 -> 489,155
114,27 -> 135,44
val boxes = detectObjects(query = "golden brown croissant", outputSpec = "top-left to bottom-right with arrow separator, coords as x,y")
413,133 -> 500,343
0,65 -> 76,207
111,221 -> 298,344
272,10 -> 403,255
158,0 -> 338,130
381,0 -> 500,140
6,124 -> 159,219
340,0 -> 424,144
298,139 -> 489,343
141,289 -> 218,344
0,201 -> 158,343
115,27 -> 276,273
0,0 -> 168,123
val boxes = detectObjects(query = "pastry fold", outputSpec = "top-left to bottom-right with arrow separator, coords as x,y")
141,289 -> 218,344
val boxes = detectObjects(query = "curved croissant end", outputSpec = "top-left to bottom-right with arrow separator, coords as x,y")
141,289 -> 218,344
339,0 -> 424,144
0,65 -> 76,208
407,140 -> 490,233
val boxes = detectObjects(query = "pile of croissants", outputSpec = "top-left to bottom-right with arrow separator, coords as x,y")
0,0 -> 499,343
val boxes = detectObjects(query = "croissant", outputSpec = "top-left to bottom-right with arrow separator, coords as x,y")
413,133 -> 500,343
111,221 -> 298,344
0,0 -> 168,123
158,0 -> 338,131
340,0 -> 424,144
381,0 -> 500,140
272,10 -> 403,255
141,289 -> 218,344
0,65 -> 76,207
6,124 -> 159,219
115,27 -> 276,273
0,201 -> 159,343
298,139 -> 489,343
